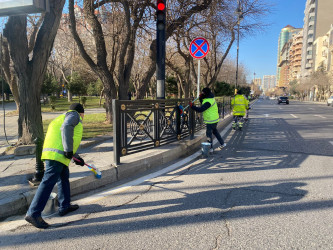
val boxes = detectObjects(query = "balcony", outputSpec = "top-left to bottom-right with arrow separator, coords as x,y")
323,40 -> 328,47
308,29 -> 314,35
309,3 -> 316,11
322,51 -> 328,57
307,54 -> 313,60
309,12 -> 315,18
308,20 -> 315,26
306,63 -> 312,69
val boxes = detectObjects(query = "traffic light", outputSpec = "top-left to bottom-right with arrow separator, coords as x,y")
156,0 -> 166,99
156,0 -> 166,31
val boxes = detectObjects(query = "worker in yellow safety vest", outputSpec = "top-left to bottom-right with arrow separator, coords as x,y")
190,87 -> 227,153
25,103 -> 86,229
231,89 -> 249,129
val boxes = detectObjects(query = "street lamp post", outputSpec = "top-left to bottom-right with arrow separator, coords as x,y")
235,0 -> 243,93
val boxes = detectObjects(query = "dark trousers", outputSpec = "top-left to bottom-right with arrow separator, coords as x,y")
206,123 -> 224,148
27,160 -> 71,217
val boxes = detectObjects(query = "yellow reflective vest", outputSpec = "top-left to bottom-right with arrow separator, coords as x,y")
41,111 -> 83,166
202,98 -> 220,124
231,95 -> 248,116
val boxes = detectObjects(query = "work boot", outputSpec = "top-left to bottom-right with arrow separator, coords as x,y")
232,122 -> 236,130
219,143 -> 227,150
25,215 -> 49,229
59,204 -> 79,216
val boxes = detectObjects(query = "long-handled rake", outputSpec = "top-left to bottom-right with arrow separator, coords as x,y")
72,157 -> 102,179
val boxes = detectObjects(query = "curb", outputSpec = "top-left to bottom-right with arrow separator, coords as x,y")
0,115 -> 233,221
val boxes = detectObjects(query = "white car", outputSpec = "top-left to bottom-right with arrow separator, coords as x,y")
327,96 -> 333,106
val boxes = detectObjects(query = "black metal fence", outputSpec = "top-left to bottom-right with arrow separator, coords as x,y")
113,97 -> 231,164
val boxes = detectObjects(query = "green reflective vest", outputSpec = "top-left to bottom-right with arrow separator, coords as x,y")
41,111 -> 83,166
202,98 -> 219,124
231,95 -> 248,116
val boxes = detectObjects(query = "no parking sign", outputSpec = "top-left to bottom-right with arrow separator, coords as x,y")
189,37 -> 210,59
189,37 -> 210,97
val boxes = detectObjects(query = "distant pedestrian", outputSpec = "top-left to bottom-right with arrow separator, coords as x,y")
189,87 -> 226,153
25,103 -> 86,229
231,89 -> 248,129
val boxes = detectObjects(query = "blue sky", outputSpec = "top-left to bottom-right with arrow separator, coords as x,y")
235,0 -> 306,82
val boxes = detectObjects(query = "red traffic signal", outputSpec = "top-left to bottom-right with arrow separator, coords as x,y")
156,0 -> 166,31
157,0 -> 165,11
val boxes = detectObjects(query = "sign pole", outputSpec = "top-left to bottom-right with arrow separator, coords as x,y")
197,60 -> 200,98
189,37 -> 209,98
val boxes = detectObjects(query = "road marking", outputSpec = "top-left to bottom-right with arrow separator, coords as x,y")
290,114 -> 298,118
264,114 -> 270,117
309,108 -> 314,110
279,107 -> 282,110
314,115 -> 326,119
330,141 -> 333,146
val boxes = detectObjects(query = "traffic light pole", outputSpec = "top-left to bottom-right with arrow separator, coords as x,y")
156,0 -> 166,99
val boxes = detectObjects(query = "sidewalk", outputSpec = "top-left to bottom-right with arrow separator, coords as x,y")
0,113 -> 233,221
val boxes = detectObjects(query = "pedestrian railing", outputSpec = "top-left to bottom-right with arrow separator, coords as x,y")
112,97 -> 231,164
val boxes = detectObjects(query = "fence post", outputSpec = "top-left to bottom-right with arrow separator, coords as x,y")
222,97 -> 225,119
175,104 -> 181,140
189,106 -> 195,140
154,101 -> 160,146
112,99 -> 121,165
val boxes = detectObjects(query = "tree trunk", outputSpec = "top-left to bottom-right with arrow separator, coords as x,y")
68,90 -> 73,102
1,38 -> 20,111
18,73 -> 44,144
4,0 -> 66,144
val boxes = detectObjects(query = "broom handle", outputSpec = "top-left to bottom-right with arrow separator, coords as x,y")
183,96 -> 200,111
72,157 -> 97,171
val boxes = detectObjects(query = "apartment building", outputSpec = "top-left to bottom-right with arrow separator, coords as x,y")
276,25 -> 302,83
254,78 -> 262,88
301,0 -> 333,77
313,34 -> 329,71
289,30 -> 303,81
262,75 -> 276,91
327,25 -> 333,73
278,39 -> 293,87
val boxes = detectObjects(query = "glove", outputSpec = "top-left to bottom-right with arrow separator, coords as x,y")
189,101 -> 193,108
73,156 -> 85,166
64,151 -> 73,159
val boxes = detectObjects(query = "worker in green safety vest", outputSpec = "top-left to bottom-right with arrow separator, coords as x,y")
190,87 -> 227,153
25,103 -> 86,229
231,89 -> 249,129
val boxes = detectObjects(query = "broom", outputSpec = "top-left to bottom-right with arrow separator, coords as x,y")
72,157 -> 102,179
179,96 -> 200,115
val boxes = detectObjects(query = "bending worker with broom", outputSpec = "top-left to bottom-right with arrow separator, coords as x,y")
189,87 -> 226,153
25,103 -> 86,229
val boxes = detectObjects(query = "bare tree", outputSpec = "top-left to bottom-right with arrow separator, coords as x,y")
68,0 -> 150,122
3,0 -> 66,145
0,38 -> 19,110
136,0 -> 215,99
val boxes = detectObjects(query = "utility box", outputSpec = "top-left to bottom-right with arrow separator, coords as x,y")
0,0 -> 49,16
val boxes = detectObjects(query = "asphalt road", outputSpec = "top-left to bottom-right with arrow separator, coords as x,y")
1,99 -> 333,249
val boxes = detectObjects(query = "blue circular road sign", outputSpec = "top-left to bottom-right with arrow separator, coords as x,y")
189,37 -> 210,59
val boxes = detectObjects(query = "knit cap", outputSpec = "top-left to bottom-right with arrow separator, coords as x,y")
69,103 -> 84,113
